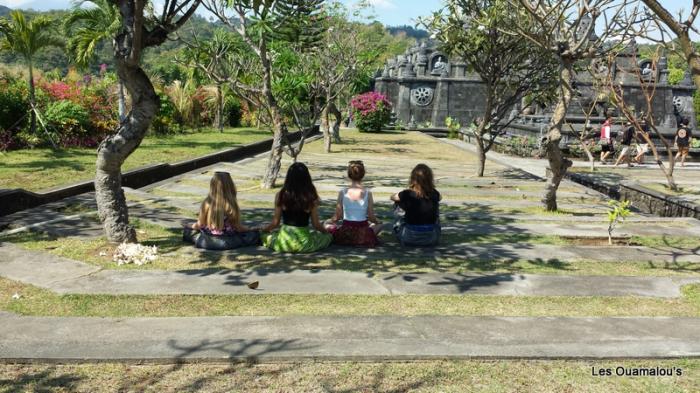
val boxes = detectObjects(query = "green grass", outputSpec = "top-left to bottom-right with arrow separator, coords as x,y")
2,277 -> 699,318
0,127 -> 270,192
1,360 -> 698,392
2,221 -> 699,276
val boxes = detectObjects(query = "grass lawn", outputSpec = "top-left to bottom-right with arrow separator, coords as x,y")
0,127 -> 271,192
1,360 -> 698,392
3,218 -> 699,276
1,277 -> 699,318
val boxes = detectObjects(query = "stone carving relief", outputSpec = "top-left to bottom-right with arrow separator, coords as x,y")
673,95 -> 691,116
410,86 -> 435,107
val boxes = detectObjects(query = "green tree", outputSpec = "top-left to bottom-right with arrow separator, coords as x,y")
0,10 -> 62,135
64,0 -> 126,119
203,0 -> 326,188
95,0 -> 201,243
423,0 -> 557,177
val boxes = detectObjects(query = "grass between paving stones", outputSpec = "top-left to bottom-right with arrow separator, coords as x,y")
1,277 -> 700,318
0,127 -> 270,192
2,220 -> 699,276
1,360 -> 698,393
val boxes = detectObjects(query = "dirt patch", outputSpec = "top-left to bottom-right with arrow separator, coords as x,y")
560,236 -> 632,246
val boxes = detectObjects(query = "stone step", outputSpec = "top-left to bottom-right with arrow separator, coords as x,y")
1,314 -> 698,361
1,245 -> 697,297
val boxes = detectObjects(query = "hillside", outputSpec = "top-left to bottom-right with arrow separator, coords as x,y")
0,5 -> 11,17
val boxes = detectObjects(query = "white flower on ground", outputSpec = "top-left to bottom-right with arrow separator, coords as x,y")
113,243 -> 158,266
11,293 -> 21,300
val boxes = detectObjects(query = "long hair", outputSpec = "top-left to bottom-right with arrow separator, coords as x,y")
409,163 -> 435,199
199,172 -> 240,230
278,162 -> 319,212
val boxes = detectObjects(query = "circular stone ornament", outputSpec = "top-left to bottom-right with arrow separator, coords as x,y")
411,87 -> 434,107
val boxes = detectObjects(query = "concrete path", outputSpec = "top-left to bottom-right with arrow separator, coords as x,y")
1,244 -> 697,297
1,314 -> 698,361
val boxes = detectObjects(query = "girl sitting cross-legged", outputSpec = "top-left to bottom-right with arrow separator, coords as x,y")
261,162 -> 332,253
390,163 -> 442,247
325,160 -> 382,247
183,171 -> 261,250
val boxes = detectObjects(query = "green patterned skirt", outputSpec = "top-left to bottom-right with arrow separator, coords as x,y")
263,224 -> 332,253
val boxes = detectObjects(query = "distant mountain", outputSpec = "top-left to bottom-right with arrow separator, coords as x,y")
387,25 -> 430,41
0,5 -> 11,17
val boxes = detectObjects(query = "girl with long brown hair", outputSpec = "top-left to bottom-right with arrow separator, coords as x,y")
184,171 -> 260,250
390,163 -> 441,246
261,162 -> 332,253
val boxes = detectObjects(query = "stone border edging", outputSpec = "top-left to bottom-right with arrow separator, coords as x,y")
566,172 -> 700,219
0,128 -> 318,217
2,315 -> 699,362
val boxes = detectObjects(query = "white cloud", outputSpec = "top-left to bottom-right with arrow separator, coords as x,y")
0,0 -> 34,7
367,0 -> 397,10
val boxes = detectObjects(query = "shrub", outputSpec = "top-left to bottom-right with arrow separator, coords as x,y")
350,92 -> 392,132
445,117 -> 461,139
0,76 -> 29,150
224,96 -> 242,127
668,68 -> 685,85
694,89 -> 700,127
151,92 -> 179,135
44,100 -> 91,146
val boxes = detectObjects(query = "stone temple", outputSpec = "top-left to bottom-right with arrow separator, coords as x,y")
374,41 -> 696,144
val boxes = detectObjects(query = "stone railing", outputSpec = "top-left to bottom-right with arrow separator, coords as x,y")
0,128 -> 318,217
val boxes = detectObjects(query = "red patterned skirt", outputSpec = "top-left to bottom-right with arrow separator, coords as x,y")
329,220 -> 379,247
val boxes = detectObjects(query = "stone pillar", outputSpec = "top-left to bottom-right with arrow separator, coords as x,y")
431,78 -> 449,127
397,82 -> 412,125
452,57 -> 467,78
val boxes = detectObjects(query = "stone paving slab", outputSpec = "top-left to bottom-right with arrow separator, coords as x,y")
442,222 -> 700,238
1,314 -> 698,361
1,244 -> 698,297
380,273 -> 699,297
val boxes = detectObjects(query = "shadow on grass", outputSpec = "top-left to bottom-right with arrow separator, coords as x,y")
0,367 -> 84,393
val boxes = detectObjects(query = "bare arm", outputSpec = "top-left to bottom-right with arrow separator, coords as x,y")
310,204 -> 327,233
367,191 -> 379,223
390,192 -> 401,202
330,190 -> 343,222
261,193 -> 282,232
192,202 -> 207,229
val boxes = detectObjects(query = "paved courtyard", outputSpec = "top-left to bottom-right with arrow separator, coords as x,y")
0,130 -> 699,365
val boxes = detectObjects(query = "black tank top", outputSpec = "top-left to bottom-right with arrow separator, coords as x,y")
282,208 -> 310,227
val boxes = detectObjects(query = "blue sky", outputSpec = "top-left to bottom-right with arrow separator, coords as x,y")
0,0 -> 695,28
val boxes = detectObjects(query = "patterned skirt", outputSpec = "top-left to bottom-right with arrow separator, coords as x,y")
329,220 -> 379,247
263,224 -> 332,253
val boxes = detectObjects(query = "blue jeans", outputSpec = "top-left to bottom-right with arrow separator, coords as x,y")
392,205 -> 440,247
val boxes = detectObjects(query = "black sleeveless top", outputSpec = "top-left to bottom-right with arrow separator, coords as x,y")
282,209 -> 310,227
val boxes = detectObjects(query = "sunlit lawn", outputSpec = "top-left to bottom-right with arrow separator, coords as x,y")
0,127 -> 270,192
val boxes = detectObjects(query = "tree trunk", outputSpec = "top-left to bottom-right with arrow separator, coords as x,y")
581,139 -> 595,171
260,41 -> 288,188
118,79 -> 127,122
216,84 -> 224,132
321,101 -> 331,153
476,137 -> 486,177
678,34 -> 700,90
263,112 -> 285,188
28,61 -> 36,135
641,131 -> 677,191
542,62 -> 574,211
329,101 -> 342,143
95,61 -> 159,243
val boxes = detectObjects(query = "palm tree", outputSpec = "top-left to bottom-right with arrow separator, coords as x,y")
64,0 -> 126,120
0,10 -> 62,134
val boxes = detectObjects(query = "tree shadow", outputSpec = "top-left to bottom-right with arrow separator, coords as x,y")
0,367 -> 83,393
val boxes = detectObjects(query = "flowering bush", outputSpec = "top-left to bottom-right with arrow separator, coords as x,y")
113,243 -> 158,266
350,92 -> 392,132
0,75 -> 29,151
